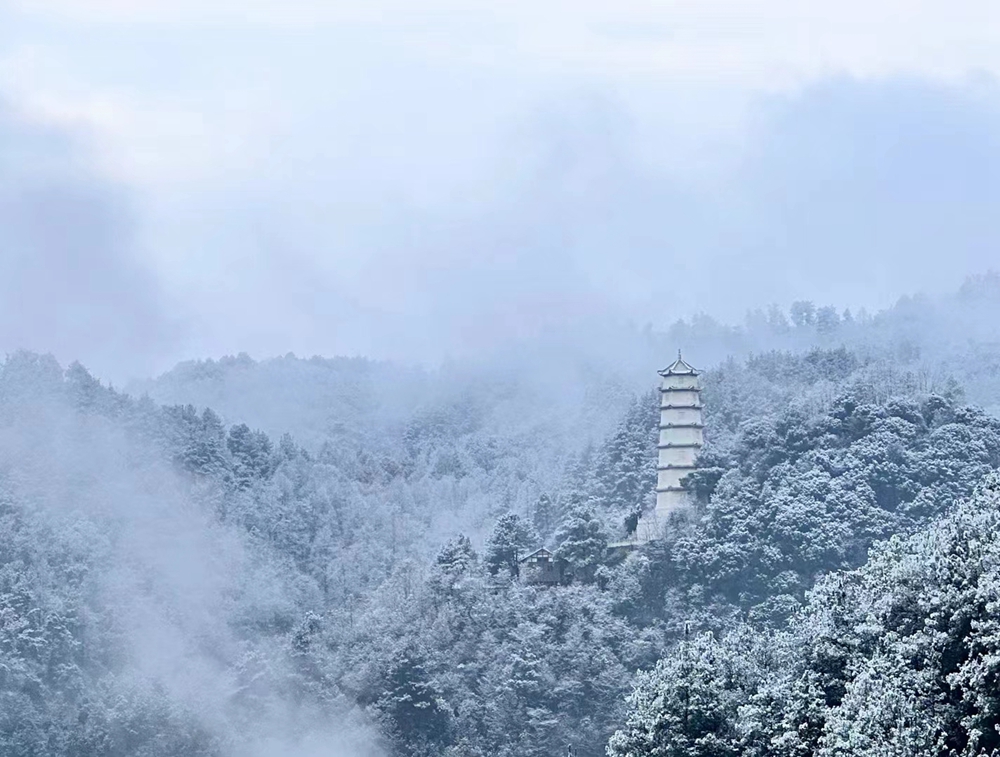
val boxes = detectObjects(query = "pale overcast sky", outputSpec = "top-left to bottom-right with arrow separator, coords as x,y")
1,1 -> 999,379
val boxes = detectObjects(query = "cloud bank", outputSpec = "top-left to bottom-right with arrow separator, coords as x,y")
1,2 -> 999,377
0,103 -> 176,379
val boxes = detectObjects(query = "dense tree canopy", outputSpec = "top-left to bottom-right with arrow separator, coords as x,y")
3,282 -> 1000,756
610,475 -> 1000,757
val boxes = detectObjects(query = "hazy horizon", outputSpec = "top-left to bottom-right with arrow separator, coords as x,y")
3,2 -> 1000,380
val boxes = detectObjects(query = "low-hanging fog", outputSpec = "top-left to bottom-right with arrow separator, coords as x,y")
3,3 -> 1000,757
3,2 -> 1000,379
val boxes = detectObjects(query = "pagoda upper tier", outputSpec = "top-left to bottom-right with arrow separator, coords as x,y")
658,353 -> 700,377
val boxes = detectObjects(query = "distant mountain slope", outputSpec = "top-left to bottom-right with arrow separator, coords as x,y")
129,352 -> 424,449
129,275 -> 1000,454
127,345 -> 653,460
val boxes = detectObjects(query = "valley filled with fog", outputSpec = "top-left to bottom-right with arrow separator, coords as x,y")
4,277 -> 1000,755
4,2 -> 1000,754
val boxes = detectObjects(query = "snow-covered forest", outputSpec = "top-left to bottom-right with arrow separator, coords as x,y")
3,275 -> 1000,756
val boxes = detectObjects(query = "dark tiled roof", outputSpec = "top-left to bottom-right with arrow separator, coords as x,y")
658,350 -> 699,377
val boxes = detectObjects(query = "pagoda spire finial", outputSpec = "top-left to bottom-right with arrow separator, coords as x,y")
678,349 -> 682,361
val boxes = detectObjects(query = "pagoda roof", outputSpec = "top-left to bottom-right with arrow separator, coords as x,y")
658,351 -> 699,377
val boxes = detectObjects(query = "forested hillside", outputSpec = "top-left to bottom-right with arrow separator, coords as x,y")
5,0 -> 1000,752
609,474 -> 1000,757
3,280 -> 1000,756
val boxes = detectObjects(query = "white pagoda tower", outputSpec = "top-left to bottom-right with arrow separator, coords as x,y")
633,352 -> 703,542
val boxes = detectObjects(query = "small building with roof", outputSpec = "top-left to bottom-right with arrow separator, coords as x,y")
518,548 -> 569,586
